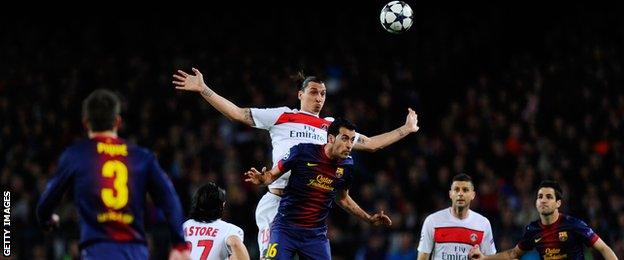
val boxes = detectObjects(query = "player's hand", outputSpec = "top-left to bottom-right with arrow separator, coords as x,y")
404,108 -> 419,133
173,67 -> 208,93
369,210 -> 392,227
244,167 -> 268,185
168,248 -> 191,260
43,213 -> 60,231
469,244 -> 484,259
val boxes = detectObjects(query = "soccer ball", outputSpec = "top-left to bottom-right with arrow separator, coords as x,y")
380,1 -> 413,34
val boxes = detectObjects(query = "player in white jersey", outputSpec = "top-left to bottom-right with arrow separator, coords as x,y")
417,174 -> 496,260
173,68 -> 420,258
184,182 -> 249,260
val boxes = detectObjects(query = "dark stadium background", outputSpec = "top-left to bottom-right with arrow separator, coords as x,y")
1,2 -> 623,259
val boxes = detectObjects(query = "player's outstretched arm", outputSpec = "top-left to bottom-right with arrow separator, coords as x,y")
244,167 -> 282,186
470,245 -> 524,260
592,238 -> 618,260
173,68 -> 255,126
335,189 -> 392,227
226,235 -> 250,260
353,108 -> 419,152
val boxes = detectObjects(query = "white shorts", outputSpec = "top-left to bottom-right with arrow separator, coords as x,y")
255,191 -> 281,258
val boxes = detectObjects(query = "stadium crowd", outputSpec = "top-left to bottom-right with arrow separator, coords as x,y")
1,4 -> 623,259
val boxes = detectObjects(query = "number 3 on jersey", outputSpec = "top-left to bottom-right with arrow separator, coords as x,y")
101,160 -> 129,209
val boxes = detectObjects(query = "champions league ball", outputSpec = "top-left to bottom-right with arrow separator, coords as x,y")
380,1 -> 413,34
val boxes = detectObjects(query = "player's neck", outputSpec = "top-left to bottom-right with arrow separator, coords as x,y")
450,206 -> 470,220
323,145 -> 337,160
540,210 -> 560,225
88,130 -> 118,139
300,108 -> 320,116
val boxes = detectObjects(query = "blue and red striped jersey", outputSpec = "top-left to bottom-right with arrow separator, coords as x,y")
517,214 -> 599,259
36,136 -> 185,249
274,143 -> 353,228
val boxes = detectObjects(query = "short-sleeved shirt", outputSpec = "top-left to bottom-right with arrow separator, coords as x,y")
250,107 -> 359,189
418,208 -> 496,258
184,219 -> 244,260
273,143 -> 354,228
517,214 -> 599,259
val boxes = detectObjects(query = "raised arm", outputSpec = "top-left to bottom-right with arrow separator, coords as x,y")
173,68 -> 255,126
353,108 -> 419,152
335,189 -> 392,227
592,238 -> 618,260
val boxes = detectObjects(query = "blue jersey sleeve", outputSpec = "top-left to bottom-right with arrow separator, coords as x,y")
145,153 -> 185,246
36,150 -> 75,227
517,224 -> 536,251
277,145 -> 301,173
575,219 -> 600,246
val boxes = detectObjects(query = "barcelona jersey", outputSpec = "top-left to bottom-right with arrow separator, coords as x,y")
274,143 -> 353,229
36,136 -> 185,249
517,214 -> 599,260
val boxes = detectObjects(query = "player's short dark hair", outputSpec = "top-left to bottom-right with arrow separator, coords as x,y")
82,89 -> 121,132
327,118 -> 356,137
189,182 -> 226,223
538,180 -> 563,201
451,173 -> 474,188
292,71 -> 324,91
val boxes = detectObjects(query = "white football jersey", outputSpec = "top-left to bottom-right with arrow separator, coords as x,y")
418,208 -> 496,259
250,107 -> 359,189
183,219 -> 244,260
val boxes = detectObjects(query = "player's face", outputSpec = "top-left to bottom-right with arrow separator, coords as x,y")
535,188 -> 561,216
329,127 -> 356,159
449,181 -> 475,209
298,82 -> 326,114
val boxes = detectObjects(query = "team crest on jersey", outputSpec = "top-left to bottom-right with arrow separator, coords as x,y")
558,231 -> 568,241
336,167 -> 344,178
321,123 -> 329,131
282,150 -> 290,160
470,233 -> 478,242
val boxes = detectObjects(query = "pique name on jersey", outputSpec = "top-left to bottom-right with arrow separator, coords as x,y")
97,142 -> 128,156
185,226 -> 220,237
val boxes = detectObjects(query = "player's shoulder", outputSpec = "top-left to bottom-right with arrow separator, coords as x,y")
341,155 -> 354,166
524,219 -> 542,232
215,220 -> 244,238
425,208 -> 451,221
468,210 -> 492,223
293,142 -> 320,151
263,106 -> 295,113
560,214 -> 589,226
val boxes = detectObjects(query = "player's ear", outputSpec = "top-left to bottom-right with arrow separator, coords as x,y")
328,134 -> 335,143
82,118 -> 90,131
298,90 -> 303,100
114,115 -> 122,130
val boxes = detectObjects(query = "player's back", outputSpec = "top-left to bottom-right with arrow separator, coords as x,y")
38,136 -> 183,247
183,219 -> 245,260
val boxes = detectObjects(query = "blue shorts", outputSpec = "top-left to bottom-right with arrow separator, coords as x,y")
264,223 -> 330,260
81,241 -> 148,260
